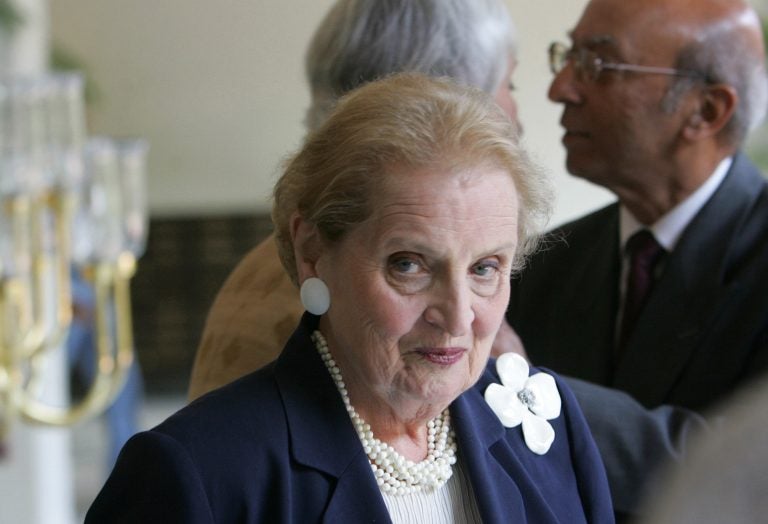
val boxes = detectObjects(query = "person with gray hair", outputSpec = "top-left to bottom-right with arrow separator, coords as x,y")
188,0 -> 522,400
87,73 -> 614,523
506,0 -> 768,521
304,0 -> 519,132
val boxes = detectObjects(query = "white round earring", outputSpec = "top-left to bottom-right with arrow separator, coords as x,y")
300,277 -> 330,315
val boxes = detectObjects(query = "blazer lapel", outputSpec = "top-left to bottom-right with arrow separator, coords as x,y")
614,154 -> 763,406
451,385 -> 528,524
274,314 -> 391,522
323,462 -> 392,523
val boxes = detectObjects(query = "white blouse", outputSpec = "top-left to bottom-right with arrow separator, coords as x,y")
381,456 -> 482,524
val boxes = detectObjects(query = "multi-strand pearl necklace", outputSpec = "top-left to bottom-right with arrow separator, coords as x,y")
312,330 -> 458,495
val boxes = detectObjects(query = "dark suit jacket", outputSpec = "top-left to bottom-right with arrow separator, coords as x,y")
86,313 -> 613,523
507,152 -> 768,514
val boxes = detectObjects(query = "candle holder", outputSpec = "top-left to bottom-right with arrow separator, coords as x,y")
0,72 -> 148,434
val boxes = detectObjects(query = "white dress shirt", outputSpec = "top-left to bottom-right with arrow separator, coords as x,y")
616,156 -> 733,334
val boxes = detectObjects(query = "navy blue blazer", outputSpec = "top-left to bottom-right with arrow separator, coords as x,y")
507,152 -> 768,515
86,314 -> 613,523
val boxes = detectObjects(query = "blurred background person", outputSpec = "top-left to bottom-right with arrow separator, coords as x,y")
188,0 -> 524,401
639,374 -> 768,524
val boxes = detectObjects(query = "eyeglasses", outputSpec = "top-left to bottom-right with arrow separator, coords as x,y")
548,41 -> 708,83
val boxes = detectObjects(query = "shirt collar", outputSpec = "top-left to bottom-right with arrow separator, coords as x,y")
620,156 -> 733,251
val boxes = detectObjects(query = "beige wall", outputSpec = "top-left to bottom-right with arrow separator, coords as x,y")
51,0 -> 613,226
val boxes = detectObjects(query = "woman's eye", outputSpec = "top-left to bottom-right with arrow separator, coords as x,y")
390,256 -> 421,274
507,80 -> 516,93
471,261 -> 498,277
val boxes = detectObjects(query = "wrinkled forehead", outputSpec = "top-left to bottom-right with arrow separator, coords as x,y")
372,164 -> 518,215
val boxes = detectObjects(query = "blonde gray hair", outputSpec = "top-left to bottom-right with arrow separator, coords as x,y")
273,73 -> 551,285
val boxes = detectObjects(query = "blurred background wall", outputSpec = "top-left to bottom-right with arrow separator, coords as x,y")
50,0 -> 609,223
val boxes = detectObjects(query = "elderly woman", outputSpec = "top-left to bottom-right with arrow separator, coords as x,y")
87,74 -> 613,522
188,0 -> 521,400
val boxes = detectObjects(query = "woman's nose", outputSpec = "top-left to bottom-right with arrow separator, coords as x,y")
423,280 -> 475,337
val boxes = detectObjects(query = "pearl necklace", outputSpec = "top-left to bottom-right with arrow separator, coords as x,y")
312,330 -> 457,495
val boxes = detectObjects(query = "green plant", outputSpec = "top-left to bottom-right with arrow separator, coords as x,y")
0,0 -> 22,32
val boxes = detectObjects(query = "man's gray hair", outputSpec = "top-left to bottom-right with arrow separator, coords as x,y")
664,20 -> 768,146
304,0 -> 516,131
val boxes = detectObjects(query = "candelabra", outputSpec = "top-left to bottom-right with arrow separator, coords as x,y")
0,72 -> 148,434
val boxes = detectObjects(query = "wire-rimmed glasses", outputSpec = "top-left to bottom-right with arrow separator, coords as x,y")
548,42 -> 708,83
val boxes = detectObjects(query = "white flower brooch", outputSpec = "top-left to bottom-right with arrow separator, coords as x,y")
484,353 -> 562,455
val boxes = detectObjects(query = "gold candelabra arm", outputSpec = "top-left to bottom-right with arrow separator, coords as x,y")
21,190 -> 75,362
4,195 -> 47,356
52,191 -> 74,332
17,253 -> 137,427
17,190 -> 79,401
0,278 -> 25,438
0,366 -> 13,439
113,252 -> 137,392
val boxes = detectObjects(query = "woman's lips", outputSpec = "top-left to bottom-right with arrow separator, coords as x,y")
416,347 -> 466,365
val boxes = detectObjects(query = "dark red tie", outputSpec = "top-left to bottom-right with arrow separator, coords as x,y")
617,230 -> 664,353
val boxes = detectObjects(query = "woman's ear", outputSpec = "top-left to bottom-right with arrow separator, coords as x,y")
682,84 -> 738,141
290,212 -> 324,283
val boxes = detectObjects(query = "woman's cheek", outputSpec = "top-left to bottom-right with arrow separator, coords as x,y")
368,286 -> 421,334
476,297 -> 508,338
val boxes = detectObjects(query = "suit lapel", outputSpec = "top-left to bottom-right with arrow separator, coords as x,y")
274,314 -> 391,522
546,204 -> 621,383
614,154 -> 764,405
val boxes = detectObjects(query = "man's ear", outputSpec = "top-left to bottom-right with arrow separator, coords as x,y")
290,212 -> 324,283
682,84 -> 738,140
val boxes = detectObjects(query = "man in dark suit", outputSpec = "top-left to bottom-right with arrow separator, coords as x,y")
507,0 -> 768,519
